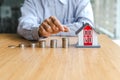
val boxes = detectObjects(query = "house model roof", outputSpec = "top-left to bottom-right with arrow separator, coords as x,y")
75,23 -> 99,35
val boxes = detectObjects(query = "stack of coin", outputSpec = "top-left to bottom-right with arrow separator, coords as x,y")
50,39 -> 57,48
19,43 -> 26,48
62,37 -> 69,48
30,43 -> 36,48
39,39 -> 46,48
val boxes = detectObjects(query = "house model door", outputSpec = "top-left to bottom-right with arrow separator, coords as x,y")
83,25 -> 93,46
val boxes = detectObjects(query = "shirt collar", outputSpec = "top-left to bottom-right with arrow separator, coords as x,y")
59,0 -> 67,4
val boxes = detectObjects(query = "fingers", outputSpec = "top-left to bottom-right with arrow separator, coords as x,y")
39,25 -> 51,37
50,16 -> 64,31
42,21 -> 53,33
63,26 -> 70,32
39,16 -> 70,37
44,18 -> 59,33
39,18 -> 59,37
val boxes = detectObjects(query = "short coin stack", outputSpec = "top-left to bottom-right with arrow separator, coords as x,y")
39,39 -> 46,48
19,43 -> 26,48
30,43 -> 36,48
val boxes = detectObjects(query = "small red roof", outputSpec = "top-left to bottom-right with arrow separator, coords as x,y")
75,23 -> 99,35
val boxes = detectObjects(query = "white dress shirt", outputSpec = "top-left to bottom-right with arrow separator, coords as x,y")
17,0 -> 94,40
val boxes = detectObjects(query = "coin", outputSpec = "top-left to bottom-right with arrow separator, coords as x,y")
18,43 -> 25,48
39,39 -> 46,48
31,43 -> 36,48
62,37 -> 69,48
50,39 -> 57,48
8,45 -> 16,48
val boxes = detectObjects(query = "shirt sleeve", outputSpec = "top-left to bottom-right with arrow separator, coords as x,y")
57,0 -> 94,36
17,0 -> 40,40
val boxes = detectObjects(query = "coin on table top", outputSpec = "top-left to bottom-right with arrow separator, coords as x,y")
39,39 -> 46,48
62,37 -> 69,48
30,43 -> 36,48
18,43 -> 26,48
50,39 -> 57,48
8,45 -> 16,48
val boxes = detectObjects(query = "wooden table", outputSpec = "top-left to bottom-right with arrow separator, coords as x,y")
0,34 -> 120,80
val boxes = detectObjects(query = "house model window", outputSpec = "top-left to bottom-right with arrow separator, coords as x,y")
76,23 -> 100,48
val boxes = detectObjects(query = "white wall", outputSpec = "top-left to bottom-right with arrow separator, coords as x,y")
92,0 -> 118,39
116,0 -> 120,39
78,30 -> 84,46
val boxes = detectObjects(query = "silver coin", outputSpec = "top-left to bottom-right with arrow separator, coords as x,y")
8,45 -> 16,48
62,37 -> 69,48
18,43 -> 25,48
39,39 -> 46,48
31,43 -> 36,48
50,39 -> 57,48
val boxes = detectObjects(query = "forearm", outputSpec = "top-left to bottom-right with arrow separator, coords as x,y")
17,22 -> 40,40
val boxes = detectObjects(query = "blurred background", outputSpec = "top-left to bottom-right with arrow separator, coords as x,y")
0,0 -> 120,41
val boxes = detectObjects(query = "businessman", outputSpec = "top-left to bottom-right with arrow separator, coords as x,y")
18,0 -> 94,40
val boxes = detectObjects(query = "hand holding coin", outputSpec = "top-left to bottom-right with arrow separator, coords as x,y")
38,16 -> 70,37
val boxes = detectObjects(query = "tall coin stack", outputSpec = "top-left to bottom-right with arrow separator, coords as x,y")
50,39 -> 57,48
62,37 -> 69,48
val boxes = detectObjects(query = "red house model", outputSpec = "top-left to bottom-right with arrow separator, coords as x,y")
76,23 -> 100,48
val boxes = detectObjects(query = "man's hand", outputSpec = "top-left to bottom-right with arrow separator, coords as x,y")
38,16 -> 69,37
